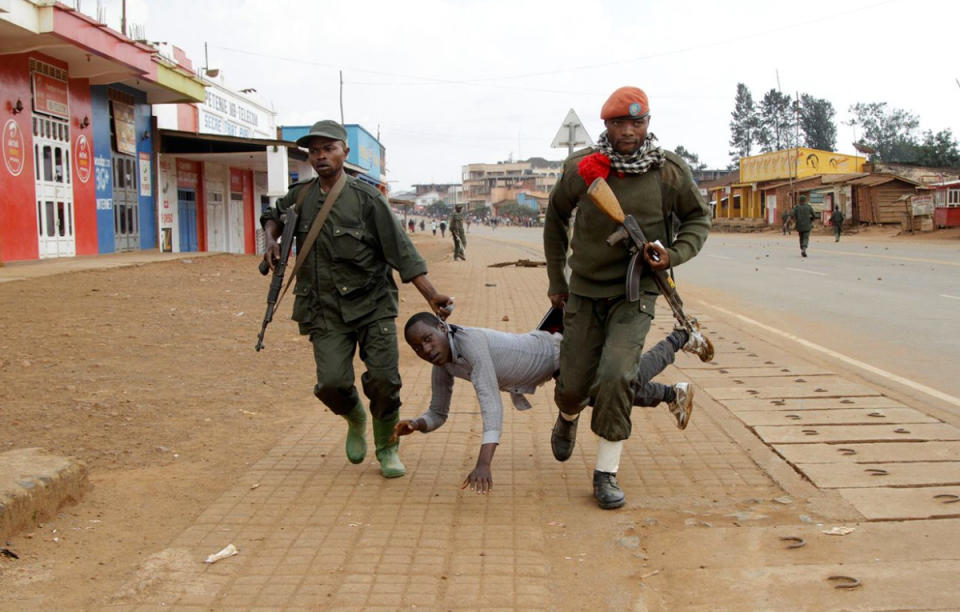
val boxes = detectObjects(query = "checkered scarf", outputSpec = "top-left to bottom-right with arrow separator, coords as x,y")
596,131 -> 665,175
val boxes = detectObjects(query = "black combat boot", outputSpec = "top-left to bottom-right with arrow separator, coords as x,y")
550,412 -> 578,462
593,470 -> 625,509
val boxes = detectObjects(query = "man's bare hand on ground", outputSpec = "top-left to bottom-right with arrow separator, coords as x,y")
461,443 -> 497,494
462,463 -> 493,494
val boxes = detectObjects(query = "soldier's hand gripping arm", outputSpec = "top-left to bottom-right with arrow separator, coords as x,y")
411,275 -> 455,320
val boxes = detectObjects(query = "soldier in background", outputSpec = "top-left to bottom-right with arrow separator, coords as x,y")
450,204 -> 467,261
792,194 -> 817,257
830,207 -> 844,242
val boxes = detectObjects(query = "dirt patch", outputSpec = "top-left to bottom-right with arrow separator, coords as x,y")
0,238 -> 449,608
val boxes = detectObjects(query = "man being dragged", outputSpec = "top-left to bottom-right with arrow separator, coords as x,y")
393,309 -> 712,494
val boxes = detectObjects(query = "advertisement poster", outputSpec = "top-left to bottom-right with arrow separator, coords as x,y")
32,73 -> 69,119
139,152 -> 151,196
75,134 -> 91,183
111,100 -> 137,155
2,119 -> 25,176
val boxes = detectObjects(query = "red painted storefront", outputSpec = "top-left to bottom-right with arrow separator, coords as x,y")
230,167 -> 257,254
0,52 -> 97,262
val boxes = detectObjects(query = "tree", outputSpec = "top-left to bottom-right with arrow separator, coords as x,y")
799,94 -> 837,151
915,129 -> 960,167
728,83 -> 758,163
847,102 -> 920,162
674,145 -> 707,170
426,200 -> 450,217
756,89 -> 795,152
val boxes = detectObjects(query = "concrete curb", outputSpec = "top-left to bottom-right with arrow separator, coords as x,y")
0,448 -> 88,543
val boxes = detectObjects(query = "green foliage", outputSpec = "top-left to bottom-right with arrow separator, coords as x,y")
426,200 -> 450,217
674,145 -> 707,170
916,129 -> 960,167
728,83 -> 758,163
756,89 -> 796,152
847,102 -> 920,162
799,94 -> 837,151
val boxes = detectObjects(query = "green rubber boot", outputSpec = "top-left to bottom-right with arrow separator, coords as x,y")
373,414 -> 406,478
342,402 -> 367,464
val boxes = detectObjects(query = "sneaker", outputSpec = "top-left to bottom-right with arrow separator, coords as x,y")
592,470 -> 625,509
668,382 -> 694,430
680,319 -> 714,362
801,249 -> 807,257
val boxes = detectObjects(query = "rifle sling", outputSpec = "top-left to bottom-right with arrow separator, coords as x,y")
273,172 -> 348,313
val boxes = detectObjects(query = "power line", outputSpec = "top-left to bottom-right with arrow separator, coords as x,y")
212,0 -> 895,89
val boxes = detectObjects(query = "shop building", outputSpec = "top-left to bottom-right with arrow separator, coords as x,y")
153,61 -> 292,254
0,1 -> 204,263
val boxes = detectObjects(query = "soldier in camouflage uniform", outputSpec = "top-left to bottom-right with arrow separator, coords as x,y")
449,205 -> 467,261
261,120 -> 453,478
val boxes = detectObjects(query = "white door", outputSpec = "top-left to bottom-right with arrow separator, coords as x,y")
227,195 -> 244,253
207,190 -> 225,251
33,115 -> 75,258
766,194 -> 777,225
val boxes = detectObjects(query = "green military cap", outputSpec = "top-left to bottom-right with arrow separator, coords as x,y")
296,120 -> 347,146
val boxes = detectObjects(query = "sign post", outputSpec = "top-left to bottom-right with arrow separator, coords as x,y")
550,108 -> 592,157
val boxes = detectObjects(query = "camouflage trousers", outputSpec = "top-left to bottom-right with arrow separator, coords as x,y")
554,293 -> 656,441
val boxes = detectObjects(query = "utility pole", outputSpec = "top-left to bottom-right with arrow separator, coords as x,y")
339,70 -> 344,125
121,0 -> 127,36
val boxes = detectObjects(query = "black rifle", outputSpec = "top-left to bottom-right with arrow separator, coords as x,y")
255,207 -> 298,351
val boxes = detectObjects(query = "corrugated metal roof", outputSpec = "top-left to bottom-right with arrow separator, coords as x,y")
820,173 -> 869,184
848,174 -> 921,187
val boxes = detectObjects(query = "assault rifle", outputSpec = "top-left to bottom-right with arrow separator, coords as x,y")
586,177 -> 713,359
255,207 -> 298,351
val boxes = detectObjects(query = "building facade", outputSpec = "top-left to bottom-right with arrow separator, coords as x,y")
153,50 -> 290,255
0,1 -> 204,263
461,158 -> 562,212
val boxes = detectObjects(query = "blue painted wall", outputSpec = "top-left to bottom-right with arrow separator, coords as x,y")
90,84 -> 155,252
90,86 -> 114,253
345,124 -> 383,182
516,192 -> 540,210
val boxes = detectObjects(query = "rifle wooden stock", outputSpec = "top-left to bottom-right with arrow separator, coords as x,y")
587,178 -> 626,224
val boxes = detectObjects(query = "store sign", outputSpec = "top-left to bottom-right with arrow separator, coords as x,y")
139,152 -> 151,196
75,134 -> 91,183
95,156 -> 111,193
176,159 -> 200,189
2,119 -> 25,176
32,73 -> 69,119
199,87 -> 270,139
112,100 -> 137,155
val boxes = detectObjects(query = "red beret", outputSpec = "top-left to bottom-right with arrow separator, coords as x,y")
601,87 -> 650,120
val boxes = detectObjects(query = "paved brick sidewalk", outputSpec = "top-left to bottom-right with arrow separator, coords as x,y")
102,233 -> 811,610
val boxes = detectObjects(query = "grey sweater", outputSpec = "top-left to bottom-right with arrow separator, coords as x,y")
417,325 -> 561,444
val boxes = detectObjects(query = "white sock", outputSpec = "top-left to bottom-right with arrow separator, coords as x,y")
560,411 -> 579,422
595,437 -> 624,474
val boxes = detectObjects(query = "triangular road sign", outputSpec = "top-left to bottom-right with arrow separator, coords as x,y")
550,108 -> 592,150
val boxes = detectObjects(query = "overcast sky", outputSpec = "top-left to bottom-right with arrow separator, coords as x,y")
95,0 -> 958,191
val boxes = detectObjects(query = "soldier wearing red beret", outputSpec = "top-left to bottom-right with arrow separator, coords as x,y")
543,87 -> 712,509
